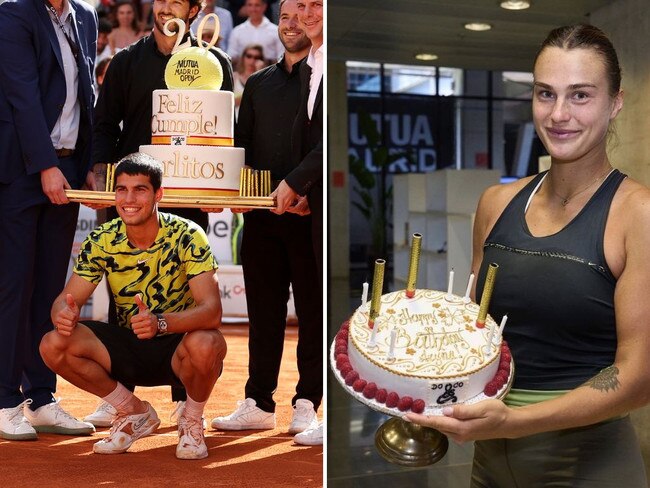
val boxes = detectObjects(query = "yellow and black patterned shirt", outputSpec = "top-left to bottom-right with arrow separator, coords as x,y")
74,213 -> 218,329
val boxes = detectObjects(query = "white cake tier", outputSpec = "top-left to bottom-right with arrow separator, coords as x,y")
150,89 -> 234,145
139,145 -> 244,196
348,289 -> 501,407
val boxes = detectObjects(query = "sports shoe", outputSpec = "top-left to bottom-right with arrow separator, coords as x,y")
288,399 -> 317,434
0,400 -> 37,441
176,414 -> 208,460
93,401 -> 160,454
211,398 -> 275,431
24,398 -> 95,435
170,401 -> 207,429
293,421 -> 323,446
84,401 -> 116,428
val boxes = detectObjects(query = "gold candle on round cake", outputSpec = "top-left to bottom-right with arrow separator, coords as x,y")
476,262 -> 498,329
368,259 -> 385,329
405,233 -> 422,298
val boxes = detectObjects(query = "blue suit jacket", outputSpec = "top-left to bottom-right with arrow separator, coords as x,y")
0,0 -> 97,185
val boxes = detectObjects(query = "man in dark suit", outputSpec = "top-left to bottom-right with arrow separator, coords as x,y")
0,0 -> 98,440
270,0 -> 322,446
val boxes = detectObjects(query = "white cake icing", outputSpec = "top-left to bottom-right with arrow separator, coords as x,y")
139,145 -> 243,196
150,89 -> 234,144
140,89 -> 244,196
346,289 -> 502,408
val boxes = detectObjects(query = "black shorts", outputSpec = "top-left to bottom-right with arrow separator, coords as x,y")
81,320 -> 184,388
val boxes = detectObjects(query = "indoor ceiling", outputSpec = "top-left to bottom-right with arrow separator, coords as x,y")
329,0 -> 617,72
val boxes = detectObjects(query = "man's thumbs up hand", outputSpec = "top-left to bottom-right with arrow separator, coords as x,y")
53,293 -> 80,336
135,293 -> 148,313
131,294 -> 157,340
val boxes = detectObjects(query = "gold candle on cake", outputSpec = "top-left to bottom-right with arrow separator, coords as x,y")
368,258 -> 385,329
246,168 -> 253,196
106,163 -> 114,192
476,263 -> 498,329
263,170 -> 271,196
405,233 -> 422,298
104,164 -> 110,192
238,168 -> 245,197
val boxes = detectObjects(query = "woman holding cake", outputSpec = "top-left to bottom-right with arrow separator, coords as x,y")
406,25 -> 650,486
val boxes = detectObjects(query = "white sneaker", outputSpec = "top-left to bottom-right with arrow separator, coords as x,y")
288,399 -> 317,434
24,398 -> 95,435
93,401 -> 160,454
0,400 -> 37,441
211,398 -> 275,431
170,401 -> 207,429
84,401 -> 116,428
176,414 -> 208,460
293,421 -> 323,446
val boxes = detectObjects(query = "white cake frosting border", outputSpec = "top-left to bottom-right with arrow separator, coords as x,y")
330,340 -> 514,417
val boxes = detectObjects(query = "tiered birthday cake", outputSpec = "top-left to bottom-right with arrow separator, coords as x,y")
140,89 -> 244,197
139,16 -> 244,197
332,290 -> 512,415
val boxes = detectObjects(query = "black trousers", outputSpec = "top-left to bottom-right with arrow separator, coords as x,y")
241,210 -> 322,412
0,156 -> 80,409
308,180 -> 323,289
472,415 -> 647,487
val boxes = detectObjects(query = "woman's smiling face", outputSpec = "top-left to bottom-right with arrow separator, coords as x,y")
532,46 -> 623,163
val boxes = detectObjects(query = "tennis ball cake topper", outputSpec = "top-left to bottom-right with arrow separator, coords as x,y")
163,14 -> 224,90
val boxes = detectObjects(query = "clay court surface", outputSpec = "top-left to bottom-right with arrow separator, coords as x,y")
0,326 -> 323,487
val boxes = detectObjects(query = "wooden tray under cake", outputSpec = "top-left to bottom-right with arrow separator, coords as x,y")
65,190 -> 275,209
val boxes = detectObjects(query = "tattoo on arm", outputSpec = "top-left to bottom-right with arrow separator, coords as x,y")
583,366 -> 620,393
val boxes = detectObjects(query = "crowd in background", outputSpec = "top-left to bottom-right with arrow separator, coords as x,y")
94,0 -> 283,118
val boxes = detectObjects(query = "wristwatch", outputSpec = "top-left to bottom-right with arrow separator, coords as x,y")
156,313 -> 168,335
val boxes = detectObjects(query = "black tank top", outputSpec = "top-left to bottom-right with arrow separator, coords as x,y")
476,169 -> 626,390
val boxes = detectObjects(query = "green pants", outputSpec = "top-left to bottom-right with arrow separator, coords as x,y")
471,416 -> 647,487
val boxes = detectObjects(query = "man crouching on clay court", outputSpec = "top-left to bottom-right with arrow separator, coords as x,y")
40,152 -> 227,459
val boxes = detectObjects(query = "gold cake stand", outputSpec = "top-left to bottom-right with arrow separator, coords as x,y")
374,417 -> 449,466
329,340 -> 514,467
65,190 -> 276,209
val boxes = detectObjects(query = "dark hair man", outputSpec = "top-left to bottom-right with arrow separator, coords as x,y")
210,0 -> 321,438
41,153 -> 227,459
87,0 -> 234,425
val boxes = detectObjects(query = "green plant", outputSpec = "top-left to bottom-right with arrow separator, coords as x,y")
349,111 -> 407,257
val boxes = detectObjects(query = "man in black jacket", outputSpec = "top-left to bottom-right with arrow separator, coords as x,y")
272,0 -> 322,286
275,0 -> 323,446
210,0 -> 321,437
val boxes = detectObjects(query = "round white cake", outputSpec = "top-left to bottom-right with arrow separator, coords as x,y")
332,289 -> 512,414
140,89 -> 244,196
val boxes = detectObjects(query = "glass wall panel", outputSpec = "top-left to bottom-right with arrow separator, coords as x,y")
383,64 -> 437,95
